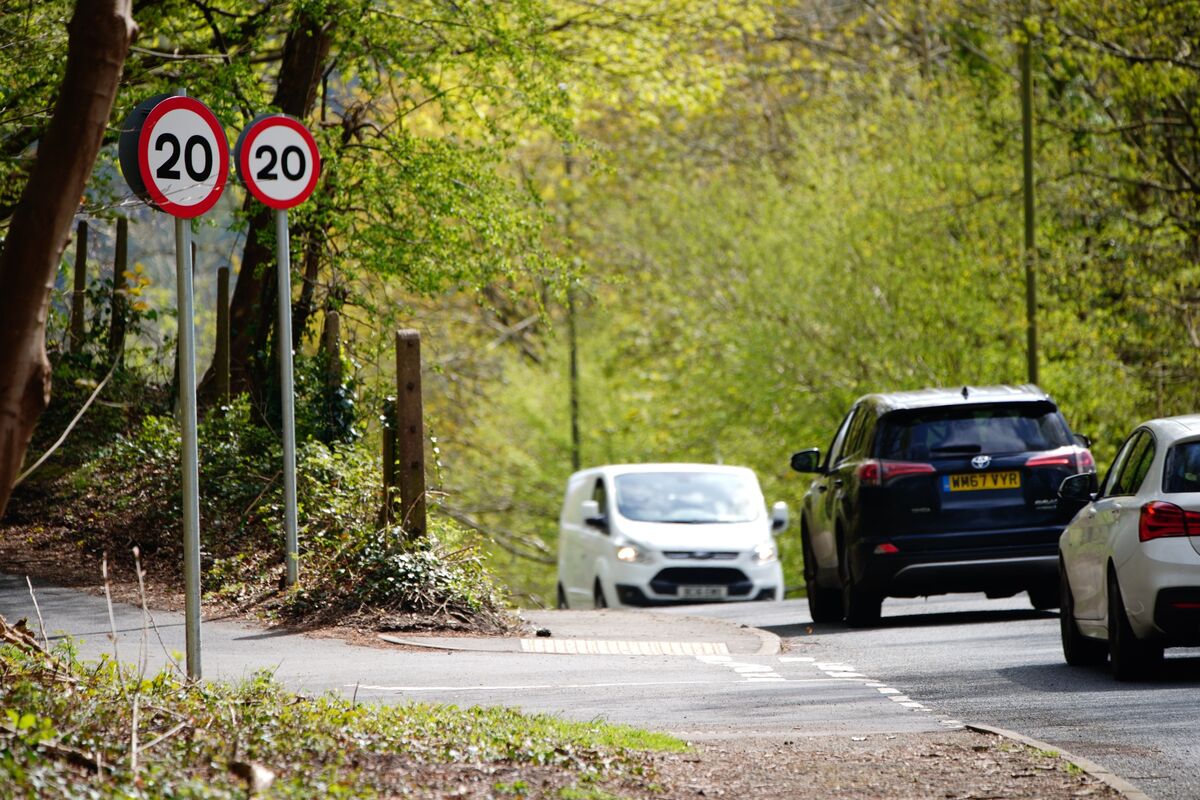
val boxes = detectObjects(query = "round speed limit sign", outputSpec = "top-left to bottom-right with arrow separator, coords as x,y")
120,95 -> 229,218
234,115 -> 321,210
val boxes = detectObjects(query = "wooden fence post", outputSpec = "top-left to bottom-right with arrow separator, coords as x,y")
395,329 -> 426,539
108,216 -> 128,365
322,309 -> 342,386
215,265 -> 230,402
69,221 -> 87,354
379,397 -> 396,527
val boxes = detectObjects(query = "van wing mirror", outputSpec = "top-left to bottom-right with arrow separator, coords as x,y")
1058,472 -> 1098,504
581,499 -> 609,533
790,449 -> 822,473
770,501 -> 789,534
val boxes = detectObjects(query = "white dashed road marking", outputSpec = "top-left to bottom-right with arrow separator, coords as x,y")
353,679 -> 726,693
520,639 -> 729,656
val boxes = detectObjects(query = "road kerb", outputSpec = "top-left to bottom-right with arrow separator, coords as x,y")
965,722 -> 1152,800
749,624 -> 781,656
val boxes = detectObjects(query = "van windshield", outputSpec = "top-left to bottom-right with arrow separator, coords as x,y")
614,472 -> 761,523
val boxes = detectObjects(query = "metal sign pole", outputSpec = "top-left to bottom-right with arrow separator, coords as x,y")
121,87 -> 228,682
175,214 -> 203,679
275,208 -> 299,586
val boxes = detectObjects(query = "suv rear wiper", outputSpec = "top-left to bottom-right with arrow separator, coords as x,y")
930,443 -> 983,454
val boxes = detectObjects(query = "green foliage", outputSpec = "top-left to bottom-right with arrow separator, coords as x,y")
441,3 -> 1166,598
0,641 -> 684,798
291,350 -> 360,445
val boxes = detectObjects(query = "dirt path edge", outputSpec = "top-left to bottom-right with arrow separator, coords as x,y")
965,722 -> 1151,800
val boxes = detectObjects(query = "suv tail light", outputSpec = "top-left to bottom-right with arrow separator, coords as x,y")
857,459 -> 936,487
1139,501 -> 1200,541
1025,446 -> 1095,472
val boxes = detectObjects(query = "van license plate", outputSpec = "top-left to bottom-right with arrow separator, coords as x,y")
679,585 -> 728,599
944,470 -> 1021,492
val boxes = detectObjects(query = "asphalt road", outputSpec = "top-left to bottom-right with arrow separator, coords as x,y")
675,595 -> 1200,800
0,574 -> 952,743
3,574 -> 1197,798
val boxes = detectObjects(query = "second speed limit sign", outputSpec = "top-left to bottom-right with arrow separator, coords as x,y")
234,115 -> 321,210
119,95 -> 229,218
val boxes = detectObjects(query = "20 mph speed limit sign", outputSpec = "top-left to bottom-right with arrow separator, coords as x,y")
234,115 -> 321,210
119,94 -> 229,218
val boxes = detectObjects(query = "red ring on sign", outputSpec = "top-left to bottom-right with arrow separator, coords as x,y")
137,96 -> 229,219
237,115 -> 321,210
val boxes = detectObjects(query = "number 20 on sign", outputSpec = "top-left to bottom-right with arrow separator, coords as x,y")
119,93 -> 229,218
234,114 -> 321,210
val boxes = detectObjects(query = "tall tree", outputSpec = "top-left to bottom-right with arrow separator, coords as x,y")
0,0 -> 137,516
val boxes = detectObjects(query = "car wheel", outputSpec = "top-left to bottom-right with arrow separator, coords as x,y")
593,579 -> 608,609
556,583 -> 568,610
1107,570 -> 1163,681
1059,566 -> 1106,667
803,528 -> 843,624
1029,584 -> 1060,611
839,536 -> 880,628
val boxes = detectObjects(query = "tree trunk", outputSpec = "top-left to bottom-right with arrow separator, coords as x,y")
203,9 -> 333,402
0,0 -> 136,518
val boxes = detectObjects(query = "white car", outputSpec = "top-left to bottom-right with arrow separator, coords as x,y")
1058,416 -> 1200,679
557,463 -> 788,609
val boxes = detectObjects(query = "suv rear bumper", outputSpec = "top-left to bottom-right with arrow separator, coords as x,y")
854,539 -> 1059,598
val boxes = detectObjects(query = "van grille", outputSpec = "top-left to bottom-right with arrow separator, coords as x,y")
662,551 -> 738,561
650,568 -> 752,596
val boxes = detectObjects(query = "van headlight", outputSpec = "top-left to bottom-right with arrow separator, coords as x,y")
615,543 -> 650,563
753,541 -> 778,564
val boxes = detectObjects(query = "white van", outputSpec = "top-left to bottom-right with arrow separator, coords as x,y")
556,463 -> 788,609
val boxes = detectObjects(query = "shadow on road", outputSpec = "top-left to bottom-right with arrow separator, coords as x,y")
764,607 -> 1055,639
996,652 -> 1200,692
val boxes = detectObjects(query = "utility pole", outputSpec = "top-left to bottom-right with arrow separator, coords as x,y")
564,145 -> 581,472
1020,1 -> 1038,385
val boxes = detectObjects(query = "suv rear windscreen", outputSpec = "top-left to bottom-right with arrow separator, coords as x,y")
877,402 -> 1073,460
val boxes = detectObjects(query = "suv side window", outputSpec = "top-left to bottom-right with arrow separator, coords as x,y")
825,407 -> 859,469
1105,431 -> 1152,497
843,407 -> 874,462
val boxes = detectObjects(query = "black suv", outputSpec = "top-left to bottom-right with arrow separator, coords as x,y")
790,385 -> 1094,626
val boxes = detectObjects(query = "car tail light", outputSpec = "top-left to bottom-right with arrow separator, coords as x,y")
1139,501 -> 1200,541
857,459 -> 936,486
1026,446 -> 1095,472
873,543 -> 900,555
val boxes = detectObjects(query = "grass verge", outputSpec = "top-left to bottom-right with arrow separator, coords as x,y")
0,618 -> 685,799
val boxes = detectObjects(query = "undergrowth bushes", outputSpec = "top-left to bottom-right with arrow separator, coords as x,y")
46,396 -> 511,632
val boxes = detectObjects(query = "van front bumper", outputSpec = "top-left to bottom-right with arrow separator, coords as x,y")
615,584 -> 777,607
608,559 -> 783,607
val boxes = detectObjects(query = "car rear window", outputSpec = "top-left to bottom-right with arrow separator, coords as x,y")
614,471 -> 762,523
1163,441 -> 1200,493
877,403 -> 1073,460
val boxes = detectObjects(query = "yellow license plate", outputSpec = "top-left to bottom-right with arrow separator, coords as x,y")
945,470 -> 1021,491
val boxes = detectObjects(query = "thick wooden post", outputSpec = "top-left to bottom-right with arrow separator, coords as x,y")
69,221 -> 87,354
215,265 -> 230,402
108,216 -> 127,365
395,330 -> 426,539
